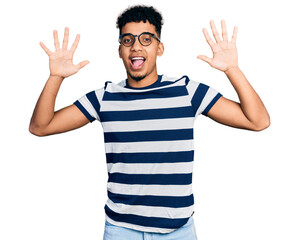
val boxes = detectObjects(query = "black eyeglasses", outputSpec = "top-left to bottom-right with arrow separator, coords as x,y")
118,32 -> 160,47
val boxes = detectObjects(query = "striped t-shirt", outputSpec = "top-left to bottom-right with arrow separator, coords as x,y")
74,75 -> 222,233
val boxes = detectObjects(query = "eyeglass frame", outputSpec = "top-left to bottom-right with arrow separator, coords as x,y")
118,32 -> 161,47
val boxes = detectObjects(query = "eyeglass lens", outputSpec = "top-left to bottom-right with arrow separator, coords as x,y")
121,33 -> 153,46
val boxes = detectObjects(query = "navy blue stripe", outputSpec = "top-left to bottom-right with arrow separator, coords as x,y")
125,75 -> 163,90
108,173 -> 192,185
125,80 -> 172,89
191,83 -> 209,116
100,106 -> 194,122
124,75 -> 188,90
104,129 -> 193,143
103,85 -> 188,101
86,91 -> 101,121
184,75 -> 190,86
74,101 -> 95,122
105,205 -> 189,229
202,93 -> 222,116
106,151 -> 194,164
108,191 -> 194,208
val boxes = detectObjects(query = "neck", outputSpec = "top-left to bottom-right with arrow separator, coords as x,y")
127,69 -> 159,88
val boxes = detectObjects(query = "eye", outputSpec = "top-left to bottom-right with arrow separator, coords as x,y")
121,35 -> 134,46
141,34 -> 152,44
123,37 -> 132,44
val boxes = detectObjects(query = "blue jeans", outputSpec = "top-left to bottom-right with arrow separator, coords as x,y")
103,216 -> 197,240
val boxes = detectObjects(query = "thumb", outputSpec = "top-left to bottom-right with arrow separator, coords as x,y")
75,60 -> 89,71
197,55 -> 212,65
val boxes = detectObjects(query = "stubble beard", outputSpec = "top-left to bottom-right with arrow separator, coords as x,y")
128,71 -> 147,82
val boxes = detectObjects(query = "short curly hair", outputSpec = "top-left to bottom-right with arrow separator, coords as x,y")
116,5 -> 164,37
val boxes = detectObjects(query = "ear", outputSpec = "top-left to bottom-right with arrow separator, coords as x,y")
118,45 -> 122,58
157,42 -> 164,57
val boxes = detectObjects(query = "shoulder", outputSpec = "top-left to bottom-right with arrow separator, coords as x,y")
162,75 -> 205,86
160,75 -> 181,83
116,79 -> 126,87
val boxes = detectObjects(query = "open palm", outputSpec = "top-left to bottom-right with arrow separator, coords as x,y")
40,27 -> 89,78
198,20 -> 238,72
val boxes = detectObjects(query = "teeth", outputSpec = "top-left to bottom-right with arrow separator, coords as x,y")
132,57 -> 145,60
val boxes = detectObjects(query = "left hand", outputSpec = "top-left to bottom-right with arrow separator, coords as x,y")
197,20 -> 238,72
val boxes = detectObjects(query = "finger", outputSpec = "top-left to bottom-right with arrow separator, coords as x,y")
221,20 -> 228,42
202,28 -> 216,49
70,34 -> 80,53
75,60 -> 89,71
62,27 -> 69,50
40,41 -> 52,56
231,26 -> 238,44
197,55 -> 213,65
53,30 -> 60,50
210,20 -> 222,43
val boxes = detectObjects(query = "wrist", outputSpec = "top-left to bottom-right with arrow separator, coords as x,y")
224,66 -> 240,75
49,74 -> 65,82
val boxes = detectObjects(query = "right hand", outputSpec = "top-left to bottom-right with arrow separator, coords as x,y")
40,27 -> 89,78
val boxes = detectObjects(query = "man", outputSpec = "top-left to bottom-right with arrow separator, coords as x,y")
29,5 -> 270,240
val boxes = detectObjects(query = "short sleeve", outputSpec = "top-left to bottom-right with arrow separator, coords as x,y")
186,79 -> 222,117
74,88 -> 104,122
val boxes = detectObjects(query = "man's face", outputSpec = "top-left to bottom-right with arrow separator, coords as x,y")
119,21 -> 164,82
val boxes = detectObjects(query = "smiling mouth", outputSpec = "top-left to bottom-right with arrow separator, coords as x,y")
130,57 -> 145,70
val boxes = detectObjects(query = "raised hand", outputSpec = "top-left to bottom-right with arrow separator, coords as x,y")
197,20 -> 238,72
40,27 -> 89,78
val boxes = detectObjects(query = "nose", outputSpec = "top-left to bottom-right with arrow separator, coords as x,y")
130,36 -> 143,51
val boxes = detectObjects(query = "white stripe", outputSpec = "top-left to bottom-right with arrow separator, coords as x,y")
105,215 -> 176,233
117,80 -> 126,87
78,96 -> 100,120
116,75 -> 178,88
107,162 -> 193,174
106,199 -> 194,219
101,117 -> 194,132
186,79 -> 199,99
105,140 -> 194,153
107,182 -> 193,196
196,87 -> 218,116
95,88 -> 104,105
161,75 -> 182,83
100,95 -> 191,112
106,77 -> 186,93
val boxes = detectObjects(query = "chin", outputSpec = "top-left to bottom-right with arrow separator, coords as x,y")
128,72 -> 147,82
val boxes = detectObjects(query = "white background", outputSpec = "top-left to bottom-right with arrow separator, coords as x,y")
1,0 -> 298,239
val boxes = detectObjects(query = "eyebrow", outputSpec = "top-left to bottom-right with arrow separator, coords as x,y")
120,32 -> 155,36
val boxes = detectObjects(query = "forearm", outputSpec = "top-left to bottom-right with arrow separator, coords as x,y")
29,75 -> 64,135
224,66 -> 270,129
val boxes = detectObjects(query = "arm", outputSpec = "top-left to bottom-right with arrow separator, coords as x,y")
29,27 -> 90,136
198,20 -> 270,131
